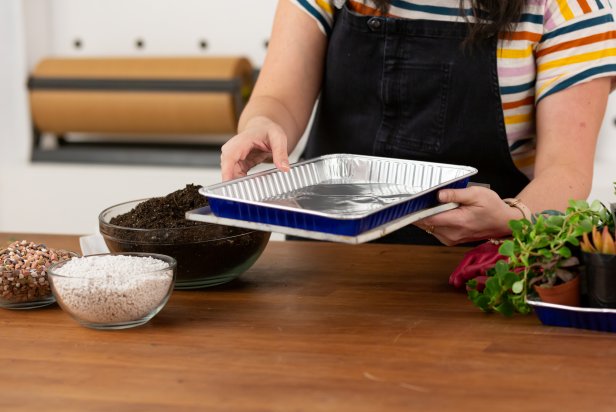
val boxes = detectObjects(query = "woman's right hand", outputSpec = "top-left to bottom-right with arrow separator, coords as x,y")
220,116 -> 291,181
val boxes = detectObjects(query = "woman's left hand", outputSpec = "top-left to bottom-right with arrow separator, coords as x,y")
415,186 -> 520,246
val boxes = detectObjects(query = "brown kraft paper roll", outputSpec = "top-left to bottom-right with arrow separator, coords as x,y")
29,57 -> 254,136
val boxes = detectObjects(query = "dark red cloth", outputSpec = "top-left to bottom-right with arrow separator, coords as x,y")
449,241 -> 506,290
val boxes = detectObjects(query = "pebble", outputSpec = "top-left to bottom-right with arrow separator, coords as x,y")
0,241 -> 73,304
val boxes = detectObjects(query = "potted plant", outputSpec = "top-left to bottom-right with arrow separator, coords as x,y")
467,199 -> 613,316
579,195 -> 616,308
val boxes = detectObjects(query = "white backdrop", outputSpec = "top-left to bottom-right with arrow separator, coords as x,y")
44,0 -> 277,66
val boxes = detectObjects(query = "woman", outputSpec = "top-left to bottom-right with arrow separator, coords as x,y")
220,0 -> 616,245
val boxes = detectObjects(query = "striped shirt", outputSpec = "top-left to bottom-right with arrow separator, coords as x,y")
291,0 -> 616,178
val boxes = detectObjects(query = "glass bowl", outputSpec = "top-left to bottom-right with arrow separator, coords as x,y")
48,252 -> 176,330
98,199 -> 270,289
0,250 -> 79,310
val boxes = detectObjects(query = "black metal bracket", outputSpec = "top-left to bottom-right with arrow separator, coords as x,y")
31,139 -> 224,168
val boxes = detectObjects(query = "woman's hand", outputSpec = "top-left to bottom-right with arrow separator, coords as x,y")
415,186 -> 521,246
220,116 -> 290,181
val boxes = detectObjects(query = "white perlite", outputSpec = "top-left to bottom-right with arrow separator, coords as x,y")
52,255 -> 173,324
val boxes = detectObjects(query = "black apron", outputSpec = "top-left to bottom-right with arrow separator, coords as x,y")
302,5 -> 530,245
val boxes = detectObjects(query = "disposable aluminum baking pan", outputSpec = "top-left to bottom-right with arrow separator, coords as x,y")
199,154 -> 477,237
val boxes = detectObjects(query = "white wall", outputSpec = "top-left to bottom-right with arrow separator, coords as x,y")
0,0 -> 614,236
46,0 -> 276,65
0,0 -> 280,235
0,0 -> 29,166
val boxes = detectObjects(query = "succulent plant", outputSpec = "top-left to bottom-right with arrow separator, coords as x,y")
581,226 -> 616,255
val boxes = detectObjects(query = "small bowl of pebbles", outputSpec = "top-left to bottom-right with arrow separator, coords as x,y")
0,240 -> 77,309
47,252 -> 176,330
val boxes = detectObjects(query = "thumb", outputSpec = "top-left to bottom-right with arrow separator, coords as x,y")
438,187 -> 477,205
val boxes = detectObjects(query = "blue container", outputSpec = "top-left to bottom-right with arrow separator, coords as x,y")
527,298 -> 616,333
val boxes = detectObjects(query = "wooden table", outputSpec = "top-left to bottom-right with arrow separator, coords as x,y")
1,233 -> 615,411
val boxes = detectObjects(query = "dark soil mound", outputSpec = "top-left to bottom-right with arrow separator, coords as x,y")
110,184 -> 208,229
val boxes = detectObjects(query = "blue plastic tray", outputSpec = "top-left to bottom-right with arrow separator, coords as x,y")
201,154 -> 477,237
527,298 -> 616,333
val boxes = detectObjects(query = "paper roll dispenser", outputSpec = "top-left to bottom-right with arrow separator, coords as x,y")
28,57 -> 254,137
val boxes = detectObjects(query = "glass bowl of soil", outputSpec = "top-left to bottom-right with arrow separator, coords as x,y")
98,184 -> 270,289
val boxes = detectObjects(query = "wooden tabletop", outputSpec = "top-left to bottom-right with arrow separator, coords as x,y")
1,233 -> 615,412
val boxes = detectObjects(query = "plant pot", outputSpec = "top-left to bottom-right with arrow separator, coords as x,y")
582,252 -> 616,309
533,276 -> 580,307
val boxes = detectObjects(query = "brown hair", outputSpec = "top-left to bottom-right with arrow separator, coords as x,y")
371,0 -> 524,42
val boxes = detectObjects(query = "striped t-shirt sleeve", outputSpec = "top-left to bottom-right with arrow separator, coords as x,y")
535,0 -> 616,102
290,0 -> 336,35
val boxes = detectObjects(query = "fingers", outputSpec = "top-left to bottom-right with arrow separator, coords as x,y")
220,140 -> 241,181
420,206 -> 465,228
267,126 -> 290,173
414,221 -> 456,246
220,124 -> 291,181
415,207 -> 471,246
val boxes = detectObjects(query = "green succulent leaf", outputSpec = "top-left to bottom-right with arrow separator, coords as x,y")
473,295 -> 492,312
512,280 -> 524,294
509,219 -> 524,236
556,246 -> 572,258
539,249 -> 552,259
566,236 -> 580,246
501,271 -> 519,290
547,215 -> 565,227
573,199 -> 589,210
579,219 -> 593,233
495,299 -> 514,317
590,200 -> 604,212
498,241 -> 515,258
484,277 -> 500,297
534,237 -> 550,249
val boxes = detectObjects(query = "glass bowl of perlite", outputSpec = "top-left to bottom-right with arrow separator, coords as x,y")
47,252 -> 176,330
0,240 -> 78,309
